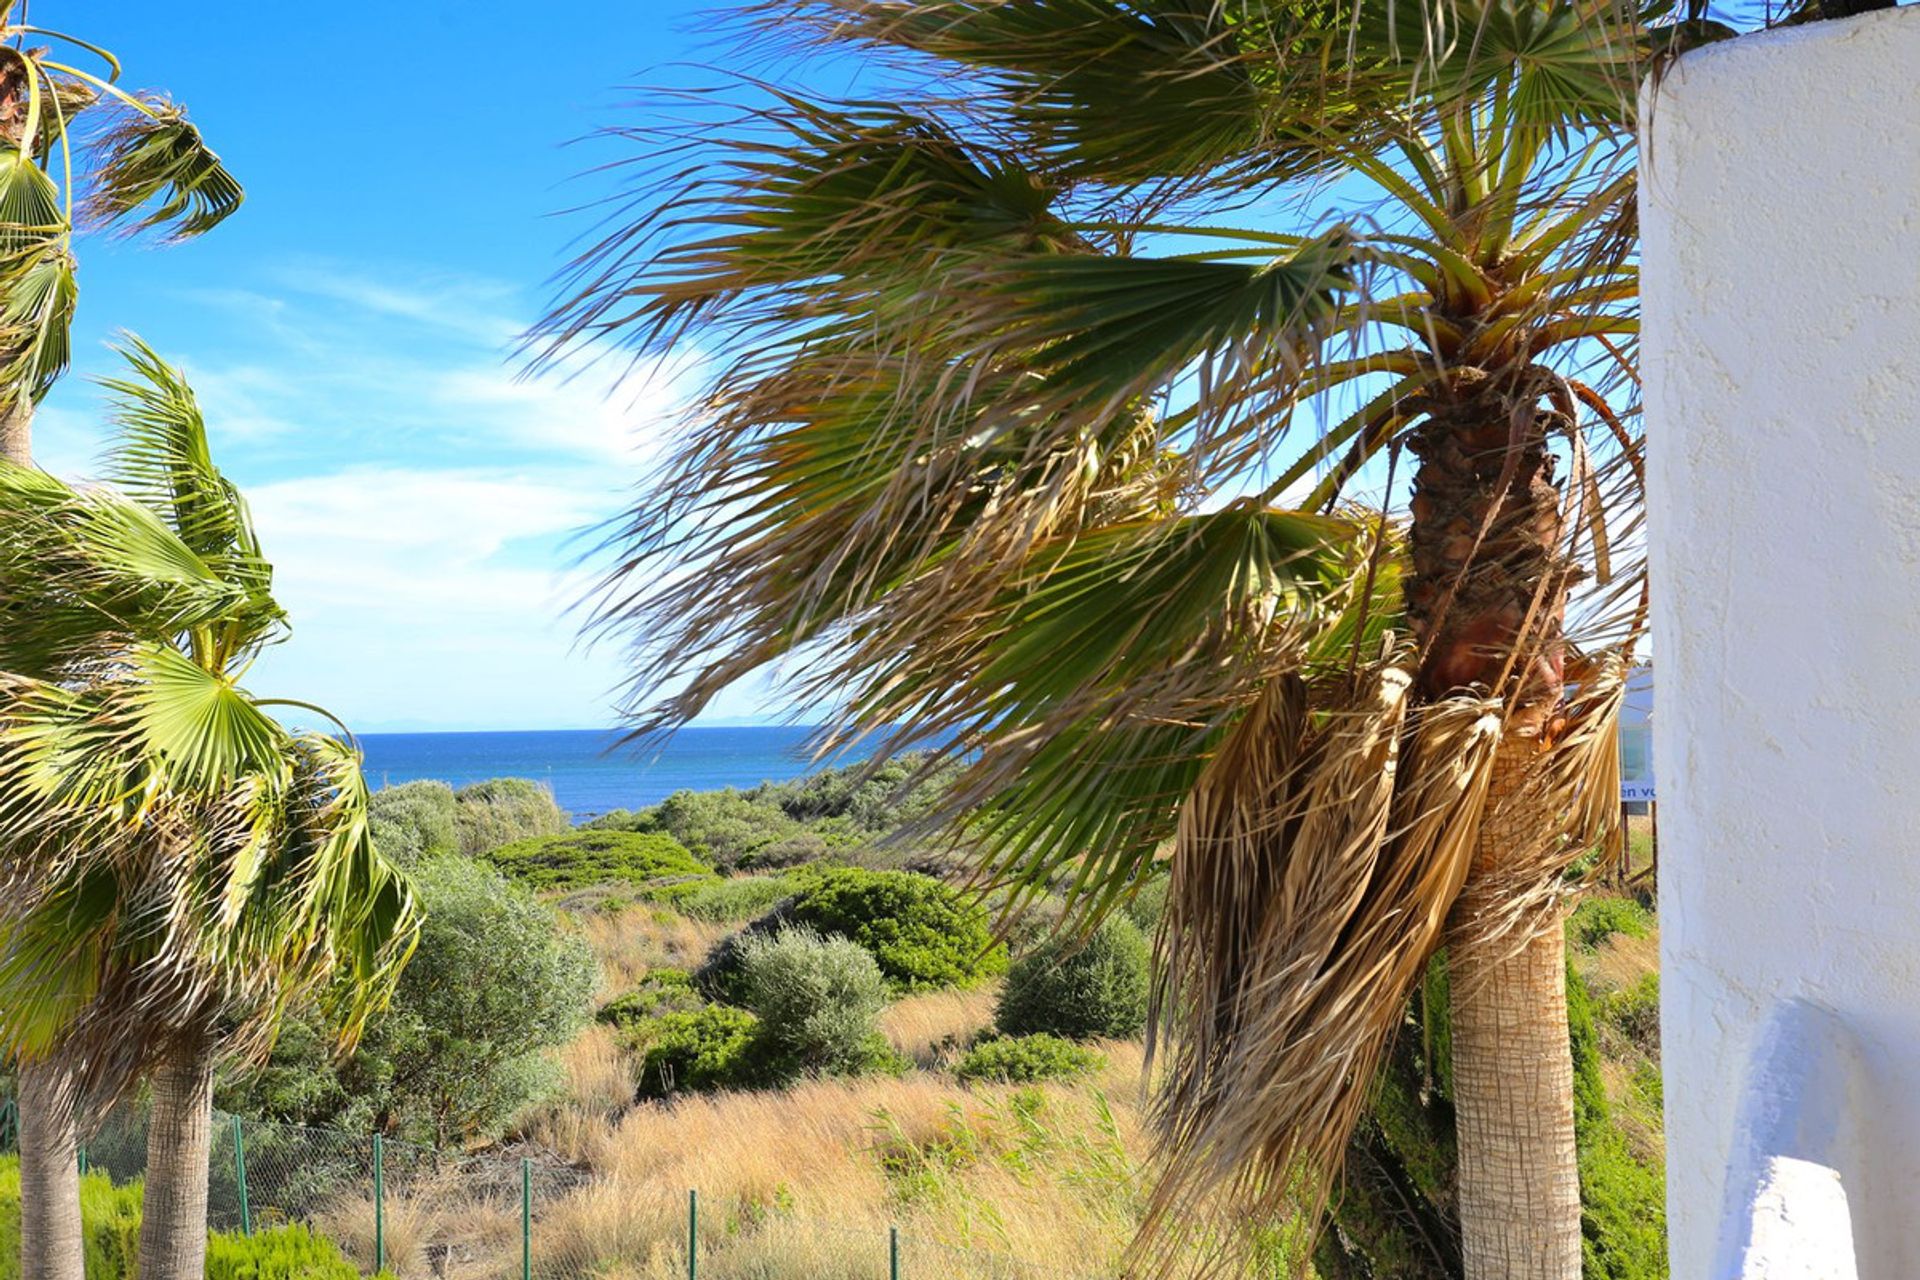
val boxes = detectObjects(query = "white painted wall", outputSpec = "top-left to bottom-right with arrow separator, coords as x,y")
1641,7 -> 1920,1276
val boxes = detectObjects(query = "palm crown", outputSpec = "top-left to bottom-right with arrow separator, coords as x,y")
0,340 -> 417,1104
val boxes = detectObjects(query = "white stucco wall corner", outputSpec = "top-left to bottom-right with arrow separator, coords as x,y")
1641,4 -> 1920,1277
1714,1000 -> 1865,1280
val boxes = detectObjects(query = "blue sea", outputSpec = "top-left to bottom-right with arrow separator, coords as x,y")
357,727 -> 841,821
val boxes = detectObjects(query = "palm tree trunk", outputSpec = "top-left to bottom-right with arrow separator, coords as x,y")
16,1058 -> 86,1280
1446,745 -> 1581,1279
1406,385 -> 1579,1279
137,1034 -> 217,1280
0,397 -> 29,466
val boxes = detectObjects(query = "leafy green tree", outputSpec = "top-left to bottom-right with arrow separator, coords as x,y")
0,343 -> 417,1280
534,2 -> 1752,1271
0,11 -> 245,1276
222,856 -> 595,1149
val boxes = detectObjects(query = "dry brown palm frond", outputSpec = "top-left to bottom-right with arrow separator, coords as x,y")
1138,666 -> 1502,1275
1447,654 -> 1632,972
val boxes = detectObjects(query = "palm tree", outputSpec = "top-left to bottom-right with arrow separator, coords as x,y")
0,14 -> 242,1276
0,342 -> 418,1280
537,3 -> 1713,1274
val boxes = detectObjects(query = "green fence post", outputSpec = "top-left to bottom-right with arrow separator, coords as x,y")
76,1145 -> 87,1177
889,1224 -> 900,1280
521,1157 -> 532,1280
233,1115 -> 251,1236
373,1133 -> 385,1274
686,1188 -> 698,1280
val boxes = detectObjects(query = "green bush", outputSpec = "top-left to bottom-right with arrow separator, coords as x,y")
787,868 -> 1005,992
677,874 -> 800,923
1569,895 -> 1652,950
205,1222 -> 383,1280
996,913 -> 1150,1041
598,969 -> 703,1025
736,927 -> 891,1078
954,1033 -> 1104,1084
453,777 -> 570,856
752,751 -> 962,834
484,829 -> 714,894
220,856 -> 597,1148
635,1005 -> 762,1097
0,1157 -> 141,1280
367,779 -> 458,865
648,788 -> 809,869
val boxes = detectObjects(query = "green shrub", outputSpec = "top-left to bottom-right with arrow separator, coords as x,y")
484,829 -> 714,894
598,969 -> 703,1025
453,777 -> 570,856
219,857 -> 596,1148
648,788 -> 808,869
368,779 -> 458,865
752,751 -> 962,834
1569,895 -> 1652,950
0,1157 -> 141,1280
996,913 -> 1150,1041
955,1033 -> 1104,1084
736,927 -> 890,1078
635,1005 -> 762,1097
677,874 -> 800,923
205,1221 -> 378,1280
787,868 -> 1005,992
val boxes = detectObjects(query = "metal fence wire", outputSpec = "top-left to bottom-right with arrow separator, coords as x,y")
0,1097 -> 1102,1280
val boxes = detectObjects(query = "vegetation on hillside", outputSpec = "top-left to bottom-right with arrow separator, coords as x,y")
198,760 -> 1667,1278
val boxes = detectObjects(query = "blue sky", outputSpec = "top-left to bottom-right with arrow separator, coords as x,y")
35,0 -> 759,732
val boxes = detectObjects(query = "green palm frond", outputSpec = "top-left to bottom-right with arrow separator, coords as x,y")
81,96 -> 243,240
0,239 -> 77,404
101,337 -> 269,575
788,0 -> 1280,181
126,644 -> 285,791
0,341 -> 414,1100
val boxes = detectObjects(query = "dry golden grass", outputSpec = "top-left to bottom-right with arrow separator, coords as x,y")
518,1024 -> 638,1163
878,983 -> 999,1067
569,905 -> 734,996
1588,926 -> 1660,995
528,1044 -> 1159,1280
318,1180 -> 521,1280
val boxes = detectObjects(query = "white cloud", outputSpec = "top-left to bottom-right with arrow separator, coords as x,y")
244,466 -> 627,730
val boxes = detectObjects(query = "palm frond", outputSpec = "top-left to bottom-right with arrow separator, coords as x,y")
100,336 -> 271,584
0,238 -> 77,406
1142,672 -> 1503,1270
81,96 -> 243,240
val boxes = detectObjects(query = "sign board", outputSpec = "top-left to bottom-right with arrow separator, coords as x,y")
1620,779 -> 1656,803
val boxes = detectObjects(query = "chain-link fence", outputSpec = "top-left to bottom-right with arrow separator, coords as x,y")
1,1097 -> 1101,1280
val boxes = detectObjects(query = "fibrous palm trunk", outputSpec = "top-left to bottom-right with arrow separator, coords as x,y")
1407,379 -> 1580,1280
1446,749 -> 1581,1279
137,1033 -> 218,1280
3,400 -> 83,1280
17,1058 -> 86,1280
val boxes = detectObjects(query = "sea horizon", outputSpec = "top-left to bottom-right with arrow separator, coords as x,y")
356,725 -> 847,820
